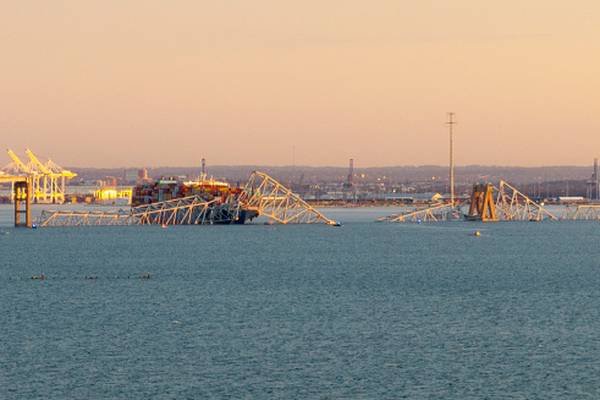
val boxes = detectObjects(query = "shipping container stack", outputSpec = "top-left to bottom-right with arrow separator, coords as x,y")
131,177 -> 240,207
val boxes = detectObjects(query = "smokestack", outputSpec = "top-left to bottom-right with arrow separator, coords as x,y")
347,158 -> 354,186
201,158 -> 206,176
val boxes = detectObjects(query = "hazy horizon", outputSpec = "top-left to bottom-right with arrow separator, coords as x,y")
64,162 -> 596,171
2,1 -> 599,168
3,150 -> 600,170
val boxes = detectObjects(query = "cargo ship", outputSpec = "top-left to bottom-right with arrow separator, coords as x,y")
131,175 -> 258,224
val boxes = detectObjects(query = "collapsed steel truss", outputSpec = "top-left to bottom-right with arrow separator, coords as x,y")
494,180 -> 557,221
379,180 -> 557,223
132,196 -> 227,225
39,209 -> 132,227
239,171 -> 339,225
38,171 -> 338,227
377,203 -> 458,223
38,195 -> 233,227
564,205 -> 600,220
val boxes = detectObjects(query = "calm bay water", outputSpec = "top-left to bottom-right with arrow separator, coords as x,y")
1,205 -> 600,399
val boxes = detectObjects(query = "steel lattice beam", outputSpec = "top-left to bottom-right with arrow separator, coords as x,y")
37,171 -> 338,227
564,205 -> 600,220
494,180 -> 557,221
239,171 -> 339,225
38,195 -> 234,227
377,203 -> 457,223
379,180 -> 557,223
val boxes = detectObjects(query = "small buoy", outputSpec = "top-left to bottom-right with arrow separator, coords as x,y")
473,230 -> 481,237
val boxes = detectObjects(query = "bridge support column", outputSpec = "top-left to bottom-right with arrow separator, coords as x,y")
467,183 -> 498,222
14,179 -> 32,228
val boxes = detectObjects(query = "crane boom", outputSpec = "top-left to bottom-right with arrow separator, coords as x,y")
46,159 -> 77,178
3,149 -> 77,204
25,149 -> 52,174
7,149 -> 32,174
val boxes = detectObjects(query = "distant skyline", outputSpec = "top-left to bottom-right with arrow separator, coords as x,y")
2,1 -> 599,167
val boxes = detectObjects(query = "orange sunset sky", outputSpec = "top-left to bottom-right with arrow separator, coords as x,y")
1,1 -> 599,167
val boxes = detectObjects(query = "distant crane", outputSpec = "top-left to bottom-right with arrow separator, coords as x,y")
1,149 -> 77,204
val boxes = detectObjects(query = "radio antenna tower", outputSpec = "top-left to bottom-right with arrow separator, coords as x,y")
447,112 -> 456,207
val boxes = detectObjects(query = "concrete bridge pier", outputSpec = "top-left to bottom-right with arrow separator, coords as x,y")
14,179 -> 32,228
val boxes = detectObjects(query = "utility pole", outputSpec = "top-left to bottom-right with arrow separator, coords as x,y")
595,158 -> 599,200
447,112 -> 456,207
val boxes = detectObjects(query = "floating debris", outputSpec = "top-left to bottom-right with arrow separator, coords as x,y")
140,272 -> 152,280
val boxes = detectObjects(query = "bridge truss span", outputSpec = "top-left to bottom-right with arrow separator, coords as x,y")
38,195 -> 235,227
376,203 -> 458,223
239,171 -> 339,225
564,205 -> 600,220
379,180 -> 557,223
494,180 -> 558,222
